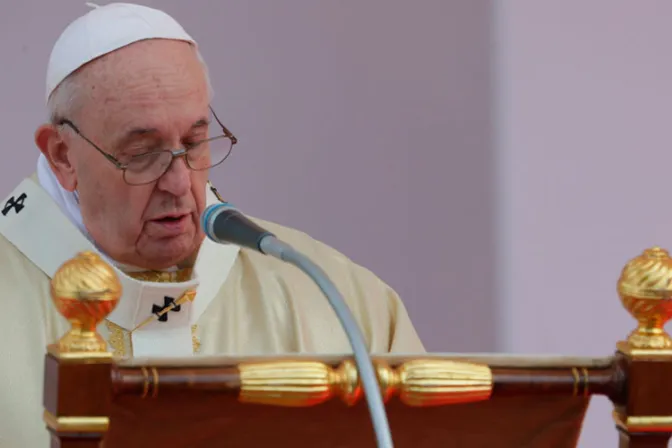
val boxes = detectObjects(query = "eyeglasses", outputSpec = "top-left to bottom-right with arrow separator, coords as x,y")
58,106 -> 238,186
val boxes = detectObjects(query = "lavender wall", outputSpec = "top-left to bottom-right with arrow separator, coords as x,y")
0,0 -> 496,353
496,1 -> 672,446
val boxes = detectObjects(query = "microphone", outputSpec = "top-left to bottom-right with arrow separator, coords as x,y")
201,203 -> 394,448
201,202 -> 275,252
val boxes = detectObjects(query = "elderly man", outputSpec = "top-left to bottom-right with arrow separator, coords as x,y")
0,3 -> 423,446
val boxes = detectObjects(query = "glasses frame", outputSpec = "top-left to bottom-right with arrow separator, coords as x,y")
57,105 -> 238,186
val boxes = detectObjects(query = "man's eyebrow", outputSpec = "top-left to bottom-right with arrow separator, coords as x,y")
190,118 -> 210,130
116,128 -> 159,147
116,118 -> 210,146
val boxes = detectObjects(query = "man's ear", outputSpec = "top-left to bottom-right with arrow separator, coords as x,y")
35,124 -> 77,192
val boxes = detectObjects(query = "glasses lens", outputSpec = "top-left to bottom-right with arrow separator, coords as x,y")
187,136 -> 233,171
121,135 -> 234,185
124,151 -> 173,185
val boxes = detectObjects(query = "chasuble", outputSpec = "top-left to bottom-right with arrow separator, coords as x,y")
0,175 -> 424,447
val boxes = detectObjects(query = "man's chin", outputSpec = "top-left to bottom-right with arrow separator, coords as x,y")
137,235 -> 200,270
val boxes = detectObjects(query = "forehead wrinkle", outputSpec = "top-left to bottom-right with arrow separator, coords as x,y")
74,40 -> 208,141
103,61 -> 202,106
79,40 -> 204,99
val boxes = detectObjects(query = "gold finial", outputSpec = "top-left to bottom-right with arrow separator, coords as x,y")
50,251 -> 122,356
617,247 -> 672,355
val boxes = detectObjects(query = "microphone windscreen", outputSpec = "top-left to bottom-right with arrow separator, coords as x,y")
201,203 -> 275,252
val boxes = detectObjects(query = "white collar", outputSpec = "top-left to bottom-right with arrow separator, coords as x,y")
37,155 -> 84,231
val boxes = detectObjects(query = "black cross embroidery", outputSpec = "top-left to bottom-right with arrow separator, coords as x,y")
152,296 -> 182,322
2,193 -> 27,216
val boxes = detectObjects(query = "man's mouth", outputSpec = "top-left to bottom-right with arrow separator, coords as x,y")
153,212 -> 189,223
156,215 -> 184,223
148,213 -> 191,236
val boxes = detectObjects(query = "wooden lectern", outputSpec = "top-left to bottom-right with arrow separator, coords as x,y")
42,247 -> 672,447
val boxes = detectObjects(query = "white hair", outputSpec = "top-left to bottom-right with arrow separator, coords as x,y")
47,46 -> 215,124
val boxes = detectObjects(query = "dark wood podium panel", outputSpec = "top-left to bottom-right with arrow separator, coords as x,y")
105,392 -> 589,448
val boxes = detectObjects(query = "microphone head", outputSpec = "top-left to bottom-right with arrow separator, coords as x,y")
200,202 -> 275,252
200,202 -> 237,243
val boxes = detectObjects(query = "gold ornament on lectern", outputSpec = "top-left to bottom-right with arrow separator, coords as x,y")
617,246 -> 672,354
50,251 -> 121,355
376,359 -> 492,406
238,359 -> 492,407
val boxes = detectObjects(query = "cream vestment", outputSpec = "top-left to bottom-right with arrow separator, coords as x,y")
0,175 -> 424,447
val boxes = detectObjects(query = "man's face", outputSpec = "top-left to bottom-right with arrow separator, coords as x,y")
59,40 -> 211,269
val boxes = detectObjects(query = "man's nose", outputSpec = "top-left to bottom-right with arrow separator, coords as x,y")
156,155 -> 191,196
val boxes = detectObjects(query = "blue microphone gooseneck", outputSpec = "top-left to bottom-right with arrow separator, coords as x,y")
201,203 -> 394,448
